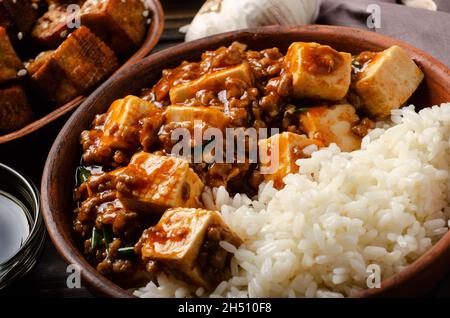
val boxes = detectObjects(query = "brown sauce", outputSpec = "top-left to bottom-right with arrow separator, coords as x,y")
302,46 -> 344,75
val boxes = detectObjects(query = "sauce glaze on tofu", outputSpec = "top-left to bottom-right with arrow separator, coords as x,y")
73,41 -> 424,290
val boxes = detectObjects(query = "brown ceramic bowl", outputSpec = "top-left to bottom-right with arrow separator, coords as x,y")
42,25 -> 450,298
0,0 -> 164,144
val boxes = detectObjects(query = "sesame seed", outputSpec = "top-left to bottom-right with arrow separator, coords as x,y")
17,69 -> 27,77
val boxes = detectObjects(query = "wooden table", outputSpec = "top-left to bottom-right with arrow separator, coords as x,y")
2,0 -> 450,298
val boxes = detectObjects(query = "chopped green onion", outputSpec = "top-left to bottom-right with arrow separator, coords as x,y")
102,226 -> 113,257
91,227 -> 102,250
294,107 -> 309,113
116,247 -> 136,259
76,166 -> 90,186
103,226 -> 113,246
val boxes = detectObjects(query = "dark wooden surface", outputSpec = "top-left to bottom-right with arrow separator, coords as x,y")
1,0 -> 450,298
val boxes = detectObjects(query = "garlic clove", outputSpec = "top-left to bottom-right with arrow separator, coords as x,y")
401,0 -> 437,11
183,0 -> 320,42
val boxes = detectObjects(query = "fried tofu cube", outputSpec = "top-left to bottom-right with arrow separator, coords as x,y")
285,42 -> 352,100
28,55 -> 78,106
258,132 -> 322,189
139,208 -> 242,290
116,153 -> 204,214
31,4 -> 76,48
353,46 -> 424,118
29,26 -> 118,105
102,95 -> 160,149
169,63 -> 253,104
300,104 -> 361,152
80,0 -> 147,56
52,26 -> 118,93
166,106 -> 231,132
25,50 -> 54,75
0,26 -> 23,84
0,86 -> 33,132
0,0 -> 39,35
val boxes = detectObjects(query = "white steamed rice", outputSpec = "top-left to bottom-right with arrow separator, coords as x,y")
135,103 -> 450,298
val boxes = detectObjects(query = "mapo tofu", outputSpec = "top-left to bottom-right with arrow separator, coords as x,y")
81,95 -> 162,166
352,45 -> 424,118
259,132 -> 323,189
73,41 -> 424,291
137,208 -> 242,290
116,152 -> 204,213
300,104 -> 362,152
285,42 -> 352,101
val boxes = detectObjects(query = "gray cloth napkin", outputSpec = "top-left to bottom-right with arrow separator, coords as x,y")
318,0 -> 450,66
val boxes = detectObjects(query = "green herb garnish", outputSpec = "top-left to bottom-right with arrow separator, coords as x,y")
294,107 -> 310,113
76,166 -> 91,185
91,226 -> 102,250
116,247 -> 136,259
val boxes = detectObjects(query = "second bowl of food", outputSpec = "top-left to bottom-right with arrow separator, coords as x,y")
42,25 -> 450,298
0,0 -> 163,144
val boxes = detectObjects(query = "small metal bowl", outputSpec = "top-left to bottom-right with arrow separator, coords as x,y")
0,163 -> 46,290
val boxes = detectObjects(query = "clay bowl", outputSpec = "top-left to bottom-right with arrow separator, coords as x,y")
42,25 -> 450,298
0,0 -> 164,144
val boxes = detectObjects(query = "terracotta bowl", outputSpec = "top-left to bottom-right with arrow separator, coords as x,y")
42,25 -> 450,298
0,0 -> 164,144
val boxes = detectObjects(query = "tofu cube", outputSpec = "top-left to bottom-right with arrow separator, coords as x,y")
102,95 -> 160,149
169,63 -> 253,104
0,26 -> 22,84
31,4 -> 76,49
0,86 -> 33,132
80,0 -> 147,56
258,132 -> 323,189
353,45 -> 424,118
0,0 -> 39,35
116,153 -> 204,214
166,106 -> 231,132
29,26 -> 118,105
139,208 -> 242,290
52,26 -> 118,94
25,50 -> 54,75
300,104 -> 361,152
285,42 -> 352,100
28,55 -> 79,106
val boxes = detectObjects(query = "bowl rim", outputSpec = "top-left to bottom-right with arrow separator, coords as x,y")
0,0 -> 164,145
42,24 -> 450,298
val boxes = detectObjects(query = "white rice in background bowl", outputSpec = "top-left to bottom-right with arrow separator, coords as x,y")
135,103 -> 450,298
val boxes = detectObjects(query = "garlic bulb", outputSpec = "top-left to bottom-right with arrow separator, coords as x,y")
401,0 -> 437,11
182,0 -> 320,42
